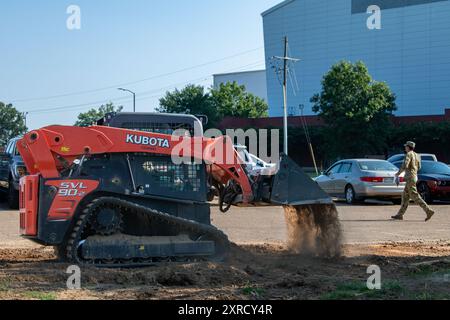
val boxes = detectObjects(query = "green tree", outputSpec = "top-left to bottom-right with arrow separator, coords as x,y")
75,102 -> 123,127
311,61 -> 397,159
390,122 -> 450,162
210,82 -> 268,119
157,85 -> 216,126
0,102 -> 27,147
158,82 -> 269,128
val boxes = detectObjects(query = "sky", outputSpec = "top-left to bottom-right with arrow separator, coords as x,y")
0,0 -> 281,130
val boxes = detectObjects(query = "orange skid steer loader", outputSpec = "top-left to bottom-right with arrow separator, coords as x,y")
17,113 -> 332,267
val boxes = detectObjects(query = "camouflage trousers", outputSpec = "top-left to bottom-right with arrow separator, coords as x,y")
398,177 -> 433,216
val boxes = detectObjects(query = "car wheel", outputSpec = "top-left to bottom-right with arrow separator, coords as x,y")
418,183 -> 433,204
0,189 -> 7,202
345,185 -> 357,205
8,181 -> 19,210
392,199 -> 402,205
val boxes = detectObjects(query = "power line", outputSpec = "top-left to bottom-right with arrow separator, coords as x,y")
288,42 -> 301,95
25,60 -> 266,115
300,105 -> 319,176
290,62 -> 301,93
288,68 -> 297,97
9,47 -> 264,103
26,76 -> 211,114
25,61 -> 265,114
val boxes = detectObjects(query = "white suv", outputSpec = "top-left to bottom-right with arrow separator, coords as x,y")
235,145 -> 277,176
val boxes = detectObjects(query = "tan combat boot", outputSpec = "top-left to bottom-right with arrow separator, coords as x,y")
425,210 -> 435,222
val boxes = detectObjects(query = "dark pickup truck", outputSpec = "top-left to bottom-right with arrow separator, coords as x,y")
0,137 -> 26,209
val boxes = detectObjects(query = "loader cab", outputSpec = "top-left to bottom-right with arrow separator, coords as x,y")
97,112 -> 205,137
94,112 -> 210,204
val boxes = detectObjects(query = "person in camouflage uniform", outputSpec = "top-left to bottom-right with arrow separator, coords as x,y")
392,141 -> 435,222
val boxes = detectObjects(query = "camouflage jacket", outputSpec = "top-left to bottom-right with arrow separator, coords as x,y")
397,151 -> 421,180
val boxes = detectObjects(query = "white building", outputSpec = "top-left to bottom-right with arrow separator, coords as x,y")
213,70 -> 268,102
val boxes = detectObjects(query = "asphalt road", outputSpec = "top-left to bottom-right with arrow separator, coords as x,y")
0,201 -> 449,248
212,201 -> 450,245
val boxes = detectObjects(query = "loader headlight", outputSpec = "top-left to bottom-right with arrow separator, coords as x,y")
14,165 -> 28,178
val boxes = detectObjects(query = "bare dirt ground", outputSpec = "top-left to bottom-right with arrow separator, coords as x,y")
1,201 -> 450,300
1,242 -> 450,300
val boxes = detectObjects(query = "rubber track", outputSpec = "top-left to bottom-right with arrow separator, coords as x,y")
63,197 -> 230,268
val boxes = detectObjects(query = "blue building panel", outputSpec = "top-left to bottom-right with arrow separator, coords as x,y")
263,0 -> 450,117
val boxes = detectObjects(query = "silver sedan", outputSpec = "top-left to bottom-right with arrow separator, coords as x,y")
315,159 -> 406,204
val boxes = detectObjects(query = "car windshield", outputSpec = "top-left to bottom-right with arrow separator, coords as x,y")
389,155 -> 403,162
421,155 -> 435,161
358,161 -> 397,172
420,162 -> 450,175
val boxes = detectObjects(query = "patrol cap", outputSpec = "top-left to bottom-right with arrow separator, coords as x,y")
404,141 -> 416,149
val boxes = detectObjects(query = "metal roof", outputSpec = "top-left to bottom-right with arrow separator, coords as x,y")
213,69 -> 266,77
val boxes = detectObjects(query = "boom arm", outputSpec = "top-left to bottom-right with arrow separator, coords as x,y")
17,125 -> 254,203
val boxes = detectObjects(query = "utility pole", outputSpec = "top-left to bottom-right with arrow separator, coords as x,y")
282,37 -> 289,155
118,88 -> 136,112
272,37 -> 300,155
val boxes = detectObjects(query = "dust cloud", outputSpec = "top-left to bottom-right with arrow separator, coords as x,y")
283,204 -> 342,258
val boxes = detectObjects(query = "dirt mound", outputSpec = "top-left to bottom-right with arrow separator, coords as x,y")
283,204 -> 342,258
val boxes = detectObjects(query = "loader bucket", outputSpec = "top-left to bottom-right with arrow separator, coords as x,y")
269,154 -> 333,206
